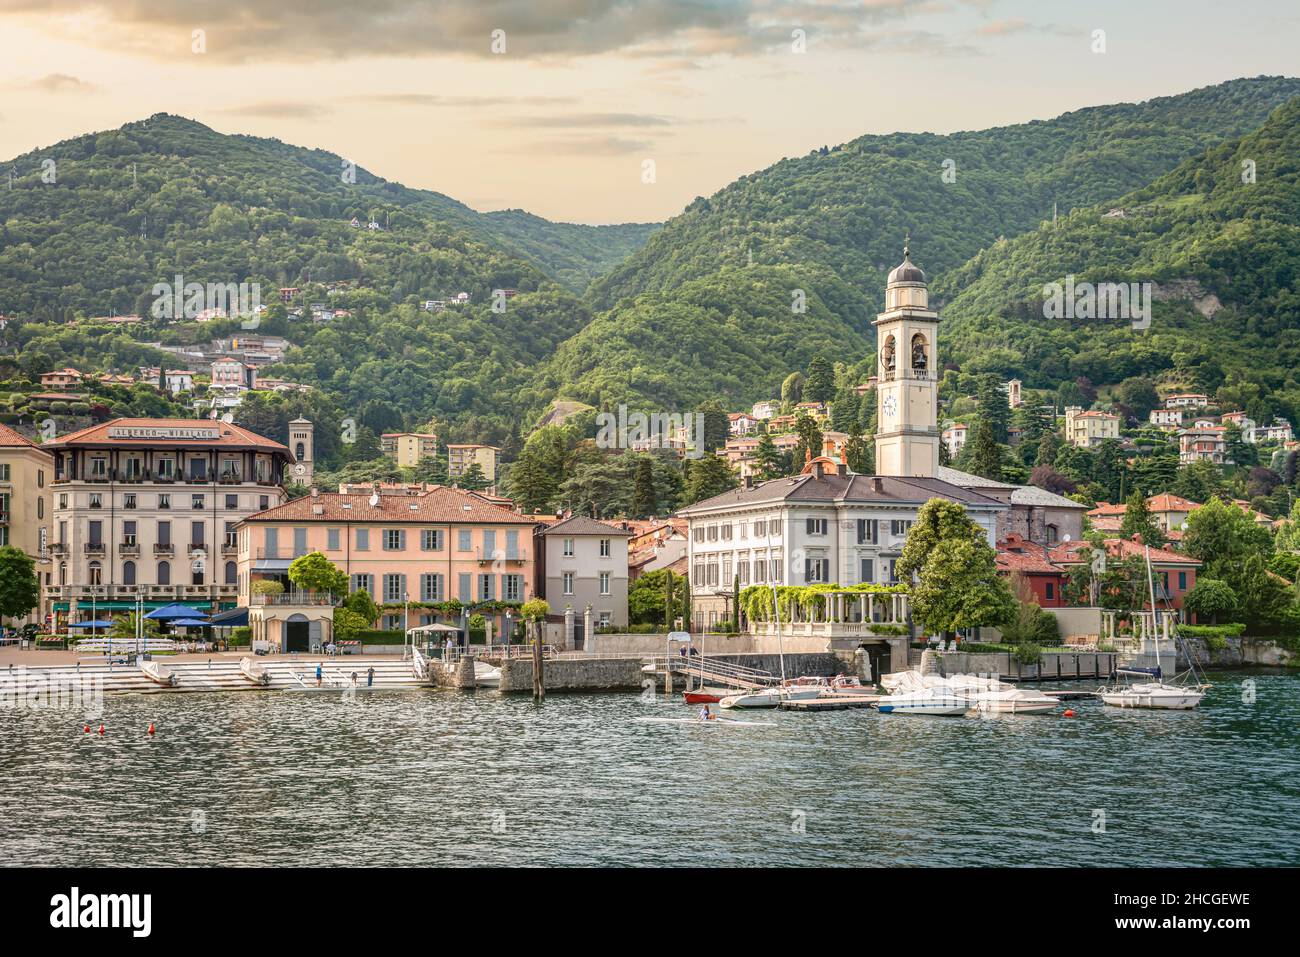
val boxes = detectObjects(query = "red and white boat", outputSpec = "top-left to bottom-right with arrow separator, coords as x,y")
826,675 -> 876,696
682,687 -> 734,704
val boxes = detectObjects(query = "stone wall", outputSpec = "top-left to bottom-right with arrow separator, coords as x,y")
497,656 -> 646,693
1179,636 -> 1297,669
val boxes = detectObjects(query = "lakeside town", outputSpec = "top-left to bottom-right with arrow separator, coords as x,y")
3,246 -> 1297,700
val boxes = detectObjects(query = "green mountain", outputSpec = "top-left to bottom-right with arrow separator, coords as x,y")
553,76 -> 1300,411
936,94 -> 1300,427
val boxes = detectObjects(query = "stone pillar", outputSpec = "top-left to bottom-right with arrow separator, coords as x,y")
583,605 -> 593,656
455,655 -> 477,690
920,649 -> 941,676
564,605 -> 575,650
853,647 -> 873,682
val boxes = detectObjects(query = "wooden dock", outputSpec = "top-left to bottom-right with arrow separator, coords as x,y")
780,694 -> 880,711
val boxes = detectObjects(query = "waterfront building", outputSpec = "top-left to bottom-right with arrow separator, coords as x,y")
0,424 -> 53,624
43,418 -> 292,624
534,515 -> 632,646
237,486 -> 537,651
381,432 -> 439,468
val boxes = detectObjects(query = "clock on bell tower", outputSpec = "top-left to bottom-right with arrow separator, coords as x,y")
874,238 -> 940,478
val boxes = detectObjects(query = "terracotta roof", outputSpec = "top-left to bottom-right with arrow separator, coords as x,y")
541,515 -> 634,537
1087,502 -> 1126,517
0,423 -> 45,450
47,417 -> 288,452
677,471 -> 1004,514
1050,538 -> 1200,567
245,487 -> 537,524
996,537 -> 1064,574
1147,494 -> 1200,512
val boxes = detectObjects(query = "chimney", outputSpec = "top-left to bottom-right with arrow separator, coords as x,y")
812,462 -> 824,480
836,462 -> 847,477
871,476 -> 884,493
310,486 -> 319,498
742,475 -> 754,490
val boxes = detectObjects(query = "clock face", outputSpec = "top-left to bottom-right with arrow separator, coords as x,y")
293,463 -> 307,475
882,395 -> 898,418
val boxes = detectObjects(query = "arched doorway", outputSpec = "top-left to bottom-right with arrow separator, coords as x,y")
285,614 -> 311,653
858,641 -> 891,683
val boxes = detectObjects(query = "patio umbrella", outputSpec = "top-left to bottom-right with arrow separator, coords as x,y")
144,603 -> 206,621
170,618 -> 211,628
68,620 -> 115,629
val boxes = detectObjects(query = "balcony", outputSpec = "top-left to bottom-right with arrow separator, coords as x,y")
118,542 -> 140,556
85,542 -> 106,555
250,592 -> 335,607
153,543 -> 174,555
49,542 -> 68,556
0,511 -> 8,525
188,543 -> 208,554
221,541 -> 238,555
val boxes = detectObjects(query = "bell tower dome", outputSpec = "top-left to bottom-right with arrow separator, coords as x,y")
874,237 -> 940,478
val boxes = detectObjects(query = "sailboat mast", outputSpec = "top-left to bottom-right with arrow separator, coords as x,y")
1144,544 -> 1161,677
772,582 -> 786,681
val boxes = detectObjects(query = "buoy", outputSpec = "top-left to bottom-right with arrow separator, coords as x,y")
83,725 -> 90,733
1063,709 -> 1076,718
147,723 -> 155,735
98,724 -> 105,735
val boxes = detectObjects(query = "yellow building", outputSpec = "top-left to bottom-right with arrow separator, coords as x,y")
1063,407 -> 1121,447
447,444 -> 500,483
381,432 -> 439,468
0,424 -> 53,623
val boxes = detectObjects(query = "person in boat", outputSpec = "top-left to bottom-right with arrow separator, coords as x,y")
699,705 -> 715,721
315,662 -> 323,687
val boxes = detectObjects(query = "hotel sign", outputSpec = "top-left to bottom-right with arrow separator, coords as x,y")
107,426 -> 222,441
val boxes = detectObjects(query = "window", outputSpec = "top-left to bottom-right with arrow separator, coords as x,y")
720,524 -> 732,540
224,522 -> 237,547
382,574 -> 405,603
599,572 -> 611,596
225,494 -> 238,509
457,529 -> 472,552
706,559 -> 718,587
0,464 -> 7,480
770,553 -> 784,583
293,527 -> 307,557
122,560 -> 136,586
351,573 -> 374,597
806,517 -> 827,536
857,519 -> 877,544
259,495 -> 269,510
753,558 -> 766,583
224,561 -> 237,585
420,573 -> 443,602
89,493 -> 102,509
706,525 -> 718,541
739,522 -> 747,540
722,555 -> 732,582
90,458 -> 107,479
599,538 -> 611,557
192,494 -> 205,510
563,537 -> 574,557
157,521 -> 171,546
504,574 -> 523,601
1045,581 -> 1055,601
891,519 -> 913,537
738,560 -> 749,585
122,521 -> 137,546
478,574 -> 493,601
88,520 -> 102,546
805,558 -> 829,583
59,493 -> 68,509
769,521 -> 781,539
88,561 -> 102,586
693,561 -> 705,587
382,529 -> 405,551
1178,572 -> 1187,591
191,521 -> 205,547
860,558 -> 875,583
158,494 -> 170,510
563,572 -> 574,595
157,561 -> 171,585
156,459 -> 174,480
188,458 -> 207,481
458,573 -> 472,602
327,528 -> 341,551
693,526 -> 704,543
505,529 -> 519,559
356,528 -> 370,551
420,529 -> 442,551
124,493 -> 137,510
752,520 -> 764,537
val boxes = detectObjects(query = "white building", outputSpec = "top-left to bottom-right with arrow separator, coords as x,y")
1149,408 -> 1182,429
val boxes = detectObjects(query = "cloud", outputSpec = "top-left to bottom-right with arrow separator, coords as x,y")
507,112 -> 678,128
0,0 -> 943,62
515,135 -> 657,156
976,18 -> 1030,37
220,100 -> 334,119
21,73 -> 98,93
348,93 -> 577,107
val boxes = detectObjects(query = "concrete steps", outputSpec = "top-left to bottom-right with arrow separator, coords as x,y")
0,657 -> 424,695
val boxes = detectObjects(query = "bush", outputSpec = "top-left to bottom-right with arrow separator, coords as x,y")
1013,642 -> 1043,665
251,579 -> 284,596
355,629 -> 405,645
1177,622 -> 1246,650
229,626 -> 252,647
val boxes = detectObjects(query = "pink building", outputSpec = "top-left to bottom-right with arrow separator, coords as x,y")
237,486 -> 538,651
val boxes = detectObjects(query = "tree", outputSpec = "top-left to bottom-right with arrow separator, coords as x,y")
804,355 -> 834,404
107,612 -> 162,644
895,498 -> 1016,639
965,419 -> 1002,481
844,432 -> 873,474
752,430 -> 782,480
288,551 -> 348,596
1182,578 -> 1239,624
1116,376 -> 1159,421
344,588 -> 379,625
1119,491 -> 1166,547
1234,554 -> 1294,630
1029,464 -> 1077,496
1183,497 -> 1272,580
456,462 -> 490,491
829,386 -> 860,433
791,410 -> 823,467
0,545 -> 40,625
630,457 -> 657,518
679,455 -> 738,507
780,371 -> 804,408
976,374 -> 1011,443
628,568 -> 690,626
332,607 -> 369,640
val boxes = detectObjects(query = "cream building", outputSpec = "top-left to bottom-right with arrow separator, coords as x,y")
447,443 -> 500,483
0,424 -> 53,624
381,432 -> 439,468
43,418 -> 292,624
1064,407 -> 1121,447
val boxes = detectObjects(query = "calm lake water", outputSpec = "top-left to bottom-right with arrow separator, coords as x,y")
2,670 -> 1297,867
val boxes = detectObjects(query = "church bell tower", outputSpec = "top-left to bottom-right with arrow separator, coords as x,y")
874,238 -> 940,478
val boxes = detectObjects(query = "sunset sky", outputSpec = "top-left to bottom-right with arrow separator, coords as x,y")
1,0 -> 1297,224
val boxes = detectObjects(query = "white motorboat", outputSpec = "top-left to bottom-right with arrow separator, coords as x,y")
778,676 -> 829,701
140,660 -> 178,688
876,687 -> 971,716
968,687 -> 1058,714
719,689 -> 782,709
474,661 -> 501,688
826,675 -> 876,696
239,656 -> 270,687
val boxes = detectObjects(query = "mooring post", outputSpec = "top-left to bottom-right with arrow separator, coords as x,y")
531,623 -> 544,700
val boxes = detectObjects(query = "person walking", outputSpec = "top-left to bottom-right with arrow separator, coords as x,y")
315,661 -> 323,688
366,666 -> 375,688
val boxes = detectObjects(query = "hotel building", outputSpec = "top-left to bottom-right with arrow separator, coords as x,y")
43,418 -> 292,623
0,424 -> 53,624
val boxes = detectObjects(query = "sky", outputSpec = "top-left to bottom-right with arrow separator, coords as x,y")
0,0 -> 1297,225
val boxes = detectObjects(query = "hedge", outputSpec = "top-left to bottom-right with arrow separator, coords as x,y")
1177,623 -> 1246,641
356,629 -> 407,645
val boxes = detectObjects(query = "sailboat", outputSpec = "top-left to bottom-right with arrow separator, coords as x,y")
1100,544 -> 1209,710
